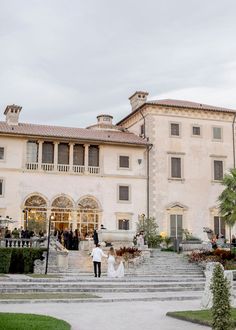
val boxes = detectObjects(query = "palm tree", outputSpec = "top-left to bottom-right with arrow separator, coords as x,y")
218,168 -> 236,250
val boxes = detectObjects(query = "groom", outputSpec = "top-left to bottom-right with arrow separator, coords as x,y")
91,243 -> 107,277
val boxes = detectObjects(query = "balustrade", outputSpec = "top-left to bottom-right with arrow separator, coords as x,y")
25,163 -> 99,175
0,238 -> 42,248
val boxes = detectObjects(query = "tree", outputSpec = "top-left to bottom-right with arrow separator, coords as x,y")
218,168 -> 236,249
210,263 -> 232,330
136,216 -> 159,247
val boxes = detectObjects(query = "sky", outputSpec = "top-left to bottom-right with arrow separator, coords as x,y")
0,0 -> 236,128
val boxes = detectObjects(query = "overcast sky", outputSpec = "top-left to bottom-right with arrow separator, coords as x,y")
0,0 -> 236,127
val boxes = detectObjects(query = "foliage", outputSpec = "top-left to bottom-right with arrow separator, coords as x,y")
182,229 -> 201,241
163,236 -> 172,248
0,249 -> 12,273
188,249 -> 236,268
116,246 -> 141,260
0,248 -> 45,274
0,313 -> 71,330
218,168 -> 236,248
147,235 -> 163,248
136,216 -> 159,247
210,264 -> 233,330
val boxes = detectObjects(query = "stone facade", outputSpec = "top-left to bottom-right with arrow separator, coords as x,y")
118,92 -> 236,240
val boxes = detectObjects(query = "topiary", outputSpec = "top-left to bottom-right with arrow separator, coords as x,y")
210,263 -> 233,330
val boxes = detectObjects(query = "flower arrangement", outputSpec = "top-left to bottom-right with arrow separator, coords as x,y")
116,246 -> 141,260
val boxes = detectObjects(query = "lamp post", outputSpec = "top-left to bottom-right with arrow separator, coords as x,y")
45,214 -> 55,275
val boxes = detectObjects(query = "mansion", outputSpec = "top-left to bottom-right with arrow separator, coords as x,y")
0,91 -> 236,240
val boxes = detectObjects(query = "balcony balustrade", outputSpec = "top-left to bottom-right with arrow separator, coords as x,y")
25,162 -> 99,175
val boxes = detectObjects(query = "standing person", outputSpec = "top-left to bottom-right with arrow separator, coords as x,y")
91,243 -> 107,278
93,229 -> 99,245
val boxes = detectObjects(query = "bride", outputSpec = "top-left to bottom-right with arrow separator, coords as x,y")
107,247 -> 124,278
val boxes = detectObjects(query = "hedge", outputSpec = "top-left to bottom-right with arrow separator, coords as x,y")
0,248 -> 45,274
0,249 -> 12,273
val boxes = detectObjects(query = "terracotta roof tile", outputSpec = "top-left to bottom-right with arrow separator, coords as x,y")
0,121 -> 148,146
148,99 -> 236,113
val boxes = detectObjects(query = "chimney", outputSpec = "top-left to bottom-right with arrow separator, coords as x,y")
129,91 -> 149,111
4,104 -> 22,126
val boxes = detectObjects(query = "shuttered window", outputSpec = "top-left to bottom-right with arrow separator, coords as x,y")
171,157 -> 181,178
119,186 -> 129,201
118,219 -> 129,230
192,126 -> 201,136
170,214 -> 183,239
170,123 -> 180,136
27,141 -> 38,163
0,179 -> 3,196
58,143 -> 69,164
213,127 -> 222,140
214,216 -> 225,237
0,147 -> 4,160
73,144 -> 84,165
119,156 -> 129,168
88,146 -> 99,167
214,160 -> 223,180
42,142 -> 54,164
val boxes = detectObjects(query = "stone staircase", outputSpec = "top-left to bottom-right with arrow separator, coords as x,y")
0,250 -> 207,303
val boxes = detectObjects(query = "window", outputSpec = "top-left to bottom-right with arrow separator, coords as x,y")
213,127 -> 222,140
0,179 -> 4,196
118,219 -> 129,230
171,157 -> 181,178
119,156 -> 129,168
118,185 -> 130,201
170,123 -> 180,137
214,160 -> 223,181
73,144 -> 84,165
27,141 -> 38,163
42,142 -> 54,164
140,124 -> 144,136
58,143 -> 69,164
88,145 -> 99,167
0,147 -> 4,160
192,126 -> 201,136
170,214 -> 183,239
214,216 -> 225,237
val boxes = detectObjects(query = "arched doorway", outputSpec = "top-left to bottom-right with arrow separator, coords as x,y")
51,195 -> 74,231
23,195 -> 47,233
77,197 -> 101,239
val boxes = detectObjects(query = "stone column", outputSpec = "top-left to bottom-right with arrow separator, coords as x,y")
38,140 -> 43,170
71,210 -> 77,231
69,143 -> 74,172
53,142 -> 59,171
84,144 -> 90,174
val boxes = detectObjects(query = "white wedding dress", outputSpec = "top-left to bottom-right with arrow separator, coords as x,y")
107,255 -> 124,278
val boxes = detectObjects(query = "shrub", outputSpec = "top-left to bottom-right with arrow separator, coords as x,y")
211,264 -> 233,330
1,248 -> 45,274
116,247 -> 141,259
0,249 -> 12,273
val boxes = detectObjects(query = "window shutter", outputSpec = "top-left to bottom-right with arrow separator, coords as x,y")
73,145 -> 84,165
192,126 -> 200,136
58,143 -> 69,164
42,142 -> 54,164
171,123 -> 180,136
119,186 -> 129,201
88,146 -> 99,166
214,161 -> 223,180
119,156 -> 129,168
213,127 -> 222,140
0,179 -> 2,195
171,158 -> 181,178
0,147 -> 4,160
27,142 -> 38,162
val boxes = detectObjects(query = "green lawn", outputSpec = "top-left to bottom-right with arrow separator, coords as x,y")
167,309 -> 236,327
0,292 -> 99,300
0,313 -> 71,330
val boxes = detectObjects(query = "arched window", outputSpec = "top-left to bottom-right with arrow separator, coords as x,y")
23,195 -> 47,233
77,197 -> 100,238
51,196 -> 74,232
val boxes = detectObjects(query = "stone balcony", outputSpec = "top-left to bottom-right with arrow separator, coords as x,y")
25,162 -> 100,175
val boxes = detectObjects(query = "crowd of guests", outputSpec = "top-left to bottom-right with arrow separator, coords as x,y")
211,233 -> 236,249
1,226 -> 40,247
54,228 -> 80,250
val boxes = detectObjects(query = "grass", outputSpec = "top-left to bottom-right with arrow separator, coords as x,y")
167,309 -> 236,327
0,313 -> 71,330
0,292 -> 99,300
